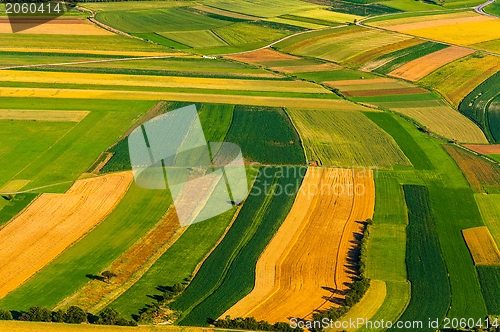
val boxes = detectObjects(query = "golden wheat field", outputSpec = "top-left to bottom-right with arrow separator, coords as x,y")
0,172 -> 133,299
224,168 -> 375,323
463,226 -> 500,265
0,110 -> 89,122
0,21 -> 112,35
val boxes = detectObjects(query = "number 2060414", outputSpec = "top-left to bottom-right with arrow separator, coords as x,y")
5,2 -> 61,14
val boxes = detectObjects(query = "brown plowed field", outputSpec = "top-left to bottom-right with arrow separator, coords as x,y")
465,144 -> 500,155
463,226 -> 500,265
389,46 -> 474,81
223,168 -> 375,323
0,172 -> 133,299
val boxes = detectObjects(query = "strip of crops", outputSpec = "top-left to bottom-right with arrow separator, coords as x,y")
394,185 -> 450,331
0,193 -> 38,226
327,1 -> 402,16
459,71 -> 500,143
373,42 -> 448,74
476,266 -> 500,315
363,112 -> 433,170
170,166 -> 304,326
224,106 -> 305,165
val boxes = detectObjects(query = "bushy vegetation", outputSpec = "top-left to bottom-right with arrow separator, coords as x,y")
459,71 -> 500,143
225,106 -> 306,165
215,316 -> 303,332
477,266 -> 500,315
394,185 -> 450,331
373,42 -> 448,74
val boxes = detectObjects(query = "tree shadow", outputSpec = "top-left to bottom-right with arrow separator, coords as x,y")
86,274 -> 105,282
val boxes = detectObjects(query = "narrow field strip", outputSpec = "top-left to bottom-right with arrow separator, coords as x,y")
0,87 -> 369,111
0,180 -> 30,194
463,226 -> 500,265
0,22 -> 113,35
0,110 -> 89,122
0,70 -> 330,94
385,14 -> 492,32
389,46 -> 474,81
0,172 -> 133,299
225,168 -> 375,323
0,47 -> 179,57
343,87 -> 428,97
465,144 -> 500,154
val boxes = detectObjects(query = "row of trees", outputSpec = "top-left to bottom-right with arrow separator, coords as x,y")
0,306 -> 136,326
215,316 -> 303,332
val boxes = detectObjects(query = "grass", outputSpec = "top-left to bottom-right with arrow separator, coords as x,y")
444,145 -> 500,193
459,70 -> 500,143
394,185 -> 450,331
476,266 -> 500,315
203,0 -> 320,18
485,0 -> 500,16
0,98 -> 155,191
420,53 -> 500,108
293,68 -> 379,81
363,112 -> 433,170
328,2 -> 402,16
159,30 -> 227,49
213,23 -> 288,46
170,167 -> 303,326
287,109 -> 410,168
372,42 -> 448,74
475,194 -> 500,247
224,106 -> 305,165
95,7 -> 231,34
132,33 -> 190,49
0,182 -> 172,310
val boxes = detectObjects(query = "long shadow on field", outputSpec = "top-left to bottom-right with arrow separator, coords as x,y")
86,274 -> 105,282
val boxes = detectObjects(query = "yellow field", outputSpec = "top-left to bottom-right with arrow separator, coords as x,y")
266,17 -> 327,30
0,172 -> 133,299
383,13 -> 488,31
0,70 -> 330,94
370,11 -> 476,27
0,320 -> 208,332
293,8 -> 360,23
463,226 -> 500,265
225,48 -> 299,63
0,87 -> 374,111
0,180 -> 30,194
0,110 -> 89,122
404,18 -> 500,45
327,280 -> 387,332
393,103 -> 488,143
224,168 -> 375,323
389,46 -> 474,81
0,22 -> 112,35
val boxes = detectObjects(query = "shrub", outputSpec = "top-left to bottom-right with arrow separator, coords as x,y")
63,306 -> 87,324
0,309 -> 12,320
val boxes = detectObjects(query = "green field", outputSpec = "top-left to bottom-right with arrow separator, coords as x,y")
329,1 -> 402,16
287,109 -> 410,168
160,30 -> 226,48
394,185 -> 450,332
96,7 -> 231,34
476,266 -> 500,315
372,42 -> 448,74
0,98 -> 154,191
0,183 -> 172,311
0,193 -> 38,226
485,0 -> 500,16
170,167 -> 303,326
293,68 -> 379,81
476,194 -> 500,247
459,71 -> 500,143
213,23 -> 288,46
203,0 -> 320,17
224,106 -> 305,165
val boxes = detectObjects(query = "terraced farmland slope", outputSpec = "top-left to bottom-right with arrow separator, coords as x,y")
0,172 -> 133,299
225,167 -> 375,323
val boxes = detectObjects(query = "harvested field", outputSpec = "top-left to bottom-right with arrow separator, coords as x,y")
0,110 -> 89,122
288,110 -> 410,168
369,11 -> 476,27
225,48 -> 299,63
335,280 -> 387,332
343,87 -> 428,97
385,14 -> 491,32
463,226 -> 500,265
0,172 -> 133,299
465,144 -> 500,154
0,87 -> 370,111
389,46 -> 474,81
224,168 -> 375,323
0,70 -> 329,94
0,22 -> 112,35
404,18 -> 500,46
351,38 -> 423,69
270,62 -> 341,73
444,145 -> 500,193
393,104 -> 488,143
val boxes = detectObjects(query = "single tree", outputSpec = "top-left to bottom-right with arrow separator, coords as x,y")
96,308 -> 119,325
63,306 -> 87,324
0,309 -> 12,320
101,270 -> 117,284
51,309 -> 65,323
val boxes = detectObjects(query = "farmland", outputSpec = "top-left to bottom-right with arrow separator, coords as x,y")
475,194 -> 500,247
476,266 -> 500,315
287,109 -> 410,168
462,226 -> 500,265
225,168 -> 375,322
394,185 -> 450,331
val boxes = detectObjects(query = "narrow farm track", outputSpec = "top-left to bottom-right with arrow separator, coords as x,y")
0,172 -> 133,299
224,168 -> 375,323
